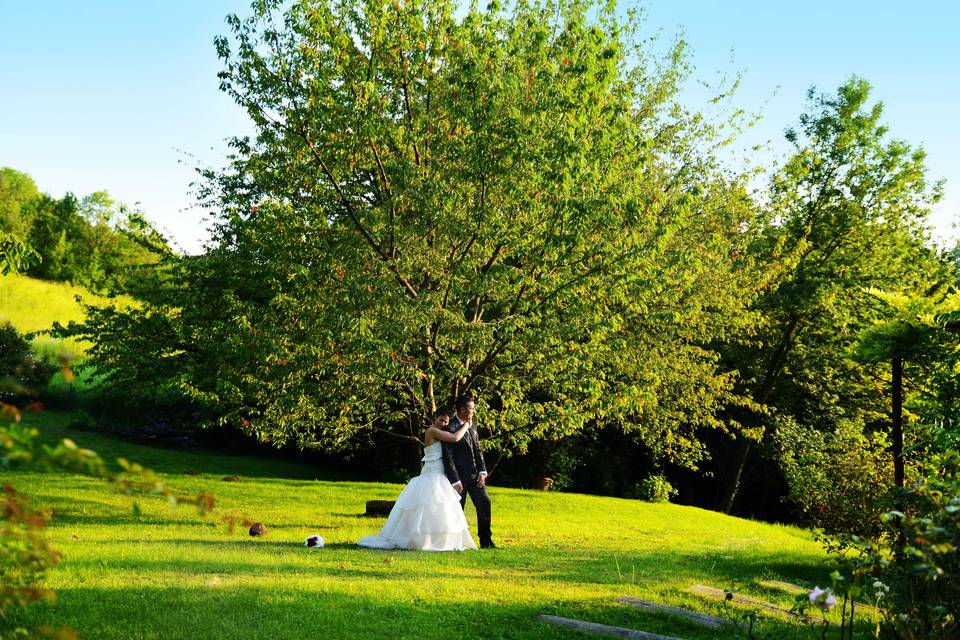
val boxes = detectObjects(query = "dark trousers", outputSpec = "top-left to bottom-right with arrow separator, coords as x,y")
458,478 -> 493,546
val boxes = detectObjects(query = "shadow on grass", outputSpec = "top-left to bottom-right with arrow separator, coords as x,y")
9,525 -> 846,640
13,584 -> 791,640
23,410 -> 341,482
61,556 -> 475,581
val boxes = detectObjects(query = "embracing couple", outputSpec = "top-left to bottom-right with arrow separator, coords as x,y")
357,396 -> 495,551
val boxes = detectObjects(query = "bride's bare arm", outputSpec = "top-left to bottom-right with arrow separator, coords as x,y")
426,424 -> 469,443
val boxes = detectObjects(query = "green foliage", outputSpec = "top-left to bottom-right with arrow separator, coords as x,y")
0,323 -> 56,402
853,289 -> 960,458
823,458 -> 960,640
790,284 -> 960,639
630,474 -> 677,503
715,77 -> 949,512
0,233 -> 39,277
70,0 -> 764,466
0,169 -> 39,239
876,464 -> 960,639
1,166 -> 170,296
775,416 -> 893,552
25,191 -> 166,294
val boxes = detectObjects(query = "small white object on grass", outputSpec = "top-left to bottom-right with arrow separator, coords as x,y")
304,535 -> 324,548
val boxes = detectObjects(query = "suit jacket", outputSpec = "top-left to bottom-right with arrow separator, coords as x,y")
442,415 -> 487,485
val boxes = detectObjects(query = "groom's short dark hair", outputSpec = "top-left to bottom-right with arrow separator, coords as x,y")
456,395 -> 474,411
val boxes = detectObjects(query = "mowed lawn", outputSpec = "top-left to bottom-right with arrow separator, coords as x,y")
5,412 -> 842,640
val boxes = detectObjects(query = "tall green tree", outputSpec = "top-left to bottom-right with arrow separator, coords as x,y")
0,167 -> 40,237
854,289 -> 960,476
26,190 -> 165,293
716,78 -> 947,513
71,0 -> 766,467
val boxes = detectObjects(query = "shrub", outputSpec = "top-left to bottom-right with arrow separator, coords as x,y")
631,474 -> 677,503
0,322 -> 57,401
774,416 -> 893,552
856,458 -> 960,640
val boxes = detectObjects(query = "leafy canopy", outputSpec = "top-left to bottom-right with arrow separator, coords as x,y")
71,0 -> 764,464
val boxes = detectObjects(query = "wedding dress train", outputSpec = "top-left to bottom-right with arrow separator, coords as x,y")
357,442 -> 477,551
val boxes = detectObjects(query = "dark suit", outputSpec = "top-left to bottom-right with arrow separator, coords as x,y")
442,415 -> 493,546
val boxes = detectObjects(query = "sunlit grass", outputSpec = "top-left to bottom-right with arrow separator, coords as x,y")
4,411 -> 863,640
0,273 -> 131,358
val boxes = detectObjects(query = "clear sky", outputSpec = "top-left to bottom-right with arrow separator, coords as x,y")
2,1 -> 958,253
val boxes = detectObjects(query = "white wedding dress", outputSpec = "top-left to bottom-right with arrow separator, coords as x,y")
357,442 -> 477,551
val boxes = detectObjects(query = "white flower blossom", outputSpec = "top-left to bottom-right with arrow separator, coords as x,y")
809,586 -> 826,604
872,580 -> 890,598
809,586 -> 836,611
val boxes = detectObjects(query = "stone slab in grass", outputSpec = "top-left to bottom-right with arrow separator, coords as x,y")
757,579 -> 880,615
757,579 -> 807,595
617,597 -> 730,629
688,584 -> 798,619
536,615 -> 689,640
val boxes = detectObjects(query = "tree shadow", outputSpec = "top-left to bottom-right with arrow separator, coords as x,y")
11,531 -> 844,640
14,584 -> 782,640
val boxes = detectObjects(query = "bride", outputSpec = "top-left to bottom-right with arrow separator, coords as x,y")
357,409 -> 478,551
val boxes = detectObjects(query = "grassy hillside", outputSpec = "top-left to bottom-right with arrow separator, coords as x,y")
2,411 -> 858,640
0,273 -> 112,356
0,272 -> 107,331
0,273 -> 129,391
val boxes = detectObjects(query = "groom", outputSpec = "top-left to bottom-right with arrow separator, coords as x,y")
442,395 -> 495,549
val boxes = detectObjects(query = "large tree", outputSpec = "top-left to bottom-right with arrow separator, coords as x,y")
71,0 -> 765,466
715,78 -> 947,513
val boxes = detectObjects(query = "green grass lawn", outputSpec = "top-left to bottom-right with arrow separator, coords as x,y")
5,412 -> 854,640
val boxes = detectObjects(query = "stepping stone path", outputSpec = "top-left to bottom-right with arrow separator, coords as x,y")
538,592 -> 731,639
688,584 -> 799,619
536,615 -> 688,640
617,597 -> 729,629
537,582 -> 833,638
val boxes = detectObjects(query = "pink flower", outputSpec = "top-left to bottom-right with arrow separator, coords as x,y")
809,587 -> 837,611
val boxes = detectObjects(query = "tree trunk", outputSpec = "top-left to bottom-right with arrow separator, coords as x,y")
717,313 -> 801,513
408,437 -> 425,475
892,355 -> 904,489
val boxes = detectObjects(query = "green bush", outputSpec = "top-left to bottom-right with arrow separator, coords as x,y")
0,322 -> 57,401
854,458 -> 960,640
774,416 -> 893,552
631,474 -> 677,503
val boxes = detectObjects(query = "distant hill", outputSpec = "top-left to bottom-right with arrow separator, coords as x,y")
0,272 -> 129,359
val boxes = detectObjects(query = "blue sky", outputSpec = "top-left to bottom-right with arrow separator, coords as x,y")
2,1 -> 958,253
